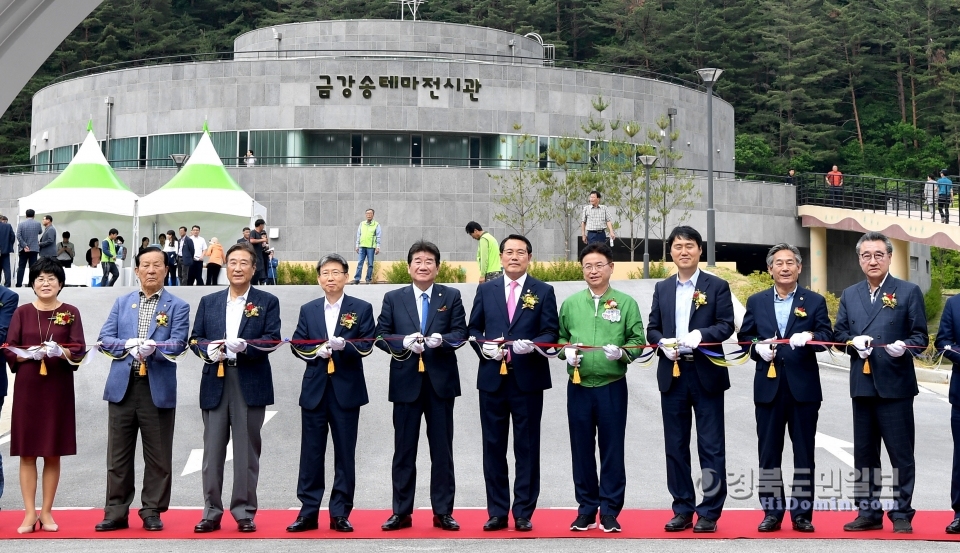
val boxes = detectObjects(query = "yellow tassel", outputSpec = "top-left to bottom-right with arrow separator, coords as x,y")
418,354 -> 425,373
672,359 -> 680,377
500,358 -> 508,375
217,359 -> 225,378
39,358 -> 47,376
572,366 -> 581,384
328,357 -> 335,374
767,361 -> 776,379
863,358 -> 871,374
139,360 -> 147,377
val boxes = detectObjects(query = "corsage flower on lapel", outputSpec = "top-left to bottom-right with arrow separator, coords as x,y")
521,291 -> 539,310
340,312 -> 357,329
244,302 -> 260,318
794,307 -> 807,318
156,311 -> 169,327
882,293 -> 896,309
601,298 -> 621,323
53,311 -> 75,325
692,290 -> 707,310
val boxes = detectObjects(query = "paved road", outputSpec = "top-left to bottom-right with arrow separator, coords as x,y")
0,282 -> 955,550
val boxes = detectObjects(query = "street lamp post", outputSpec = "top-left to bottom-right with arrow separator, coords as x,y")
696,67 -> 723,267
638,155 -> 658,278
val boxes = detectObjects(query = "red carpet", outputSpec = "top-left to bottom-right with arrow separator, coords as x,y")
1,509 -> 958,540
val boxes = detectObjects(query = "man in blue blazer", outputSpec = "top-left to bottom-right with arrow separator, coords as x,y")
93,247 -> 190,532
835,231 -> 927,534
0,283 -> 19,503
647,226 -> 735,533
936,291 -> 960,534
190,243 -> 281,534
738,244 -> 833,533
376,241 -> 467,532
468,234 -> 558,532
286,254 -> 376,534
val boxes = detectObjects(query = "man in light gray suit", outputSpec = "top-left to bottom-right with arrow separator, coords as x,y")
15,208 -> 40,287
93,247 -> 190,532
38,215 -> 57,260
834,231 -> 928,535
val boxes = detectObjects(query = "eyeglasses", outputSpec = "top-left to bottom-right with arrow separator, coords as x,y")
502,250 -> 528,257
319,271 -> 346,278
859,252 -> 887,262
771,260 -> 797,268
411,260 -> 436,268
33,277 -> 59,285
582,262 -> 610,272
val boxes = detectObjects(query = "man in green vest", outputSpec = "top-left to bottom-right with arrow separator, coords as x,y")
466,221 -> 501,283
354,209 -> 381,284
101,228 -> 120,287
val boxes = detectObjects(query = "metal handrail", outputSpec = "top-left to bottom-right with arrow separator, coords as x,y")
795,172 -> 938,221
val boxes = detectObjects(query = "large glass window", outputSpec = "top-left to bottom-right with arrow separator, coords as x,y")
487,134 -> 539,169
363,134 -> 409,166
249,130 -> 304,166
33,150 -> 51,172
50,145 -> 74,172
303,132 -> 351,165
108,137 -> 140,169
147,133 -> 201,167
210,131 -> 239,166
423,135 -> 468,167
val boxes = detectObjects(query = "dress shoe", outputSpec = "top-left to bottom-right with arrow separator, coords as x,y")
483,516 -> 508,531
286,516 -> 318,532
843,516 -> 882,531
237,518 -> 257,533
514,517 -> 533,532
792,517 -> 815,533
330,516 -> 353,532
693,517 -> 717,533
142,516 -> 163,531
17,517 -> 39,534
95,518 -> 129,532
194,519 -> 221,533
947,517 -> 960,534
600,514 -> 621,533
664,513 -> 693,532
757,515 -> 781,532
893,519 -> 913,534
381,513 -> 412,531
570,513 -> 597,531
433,514 -> 460,531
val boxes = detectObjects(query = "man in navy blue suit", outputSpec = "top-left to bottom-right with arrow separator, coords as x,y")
286,254 -> 376,534
647,225 -> 735,533
468,234 -> 558,532
176,226 -> 194,287
0,215 -> 15,286
835,231 -> 927,534
94,247 -> 191,532
376,241 -> 467,532
190,243 -> 281,534
738,243 -> 833,533
0,282 -> 19,503
936,289 -> 960,534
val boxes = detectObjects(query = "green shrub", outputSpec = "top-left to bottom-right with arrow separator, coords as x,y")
372,260 -> 381,282
276,262 -> 315,285
823,291 -> 840,325
528,260 -> 584,282
384,261 -> 412,284
627,261 -> 669,279
925,276 -> 944,323
384,261 -> 466,284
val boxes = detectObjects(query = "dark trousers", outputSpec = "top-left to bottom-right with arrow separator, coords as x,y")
661,362 -> 727,520
297,384 -> 360,519
479,371 -> 543,519
951,405 -> 960,515
567,377 -> 627,516
104,372 -> 176,521
0,253 -> 11,286
177,260 -> 188,286
756,380 -> 820,521
852,396 -> 915,521
391,374 -> 455,516
187,262 -> 204,285
0,396 -> 4,501
586,230 -> 607,245
829,186 -> 843,207
100,261 -> 119,287
939,195 -> 952,223
16,251 -> 37,287
205,263 -> 221,285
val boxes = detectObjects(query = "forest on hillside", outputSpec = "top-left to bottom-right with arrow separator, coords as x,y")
2,0 -> 960,180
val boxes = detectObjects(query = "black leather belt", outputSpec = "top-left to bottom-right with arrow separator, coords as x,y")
224,358 -> 238,366
130,361 -> 148,378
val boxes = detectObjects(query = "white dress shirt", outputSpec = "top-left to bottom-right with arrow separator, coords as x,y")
869,272 -> 889,303
675,269 -> 701,353
504,273 -> 528,305
225,286 -> 251,359
324,294 -> 344,337
414,284 -> 434,327
192,235 -> 208,260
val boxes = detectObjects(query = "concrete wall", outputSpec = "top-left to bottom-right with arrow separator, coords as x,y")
824,229 -> 931,294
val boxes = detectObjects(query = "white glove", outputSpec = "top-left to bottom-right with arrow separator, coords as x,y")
512,339 -> 535,355
481,342 -> 504,361
679,329 -> 702,350
852,335 -> 873,358
756,341 -> 776,363
224,338 -> 247,353
564,346 -> 582,367
424,333 -> 443,348
327,336 -> 346,351
403,333 -> 425,354
884,340 -> 907,358
29,347 -> 46,360
602,344 -> 623,361
43,341 -> 64,358
137,339 -> 157,358
317,343 -> 332,359
658,339 -> 679,361
124,338 -> 139,350
206,342 -> 223,363
789,332 -> 812,349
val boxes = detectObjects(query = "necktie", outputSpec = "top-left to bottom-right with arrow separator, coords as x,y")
507,281 -> 518,323
420,292 -> 429,334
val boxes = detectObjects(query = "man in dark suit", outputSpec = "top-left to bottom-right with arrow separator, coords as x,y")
738,243 -> 833,533
94,247 -> 190,532
190,243 -> 281,534
376,240 -> 467,532
286,254 -> 376,534
177,226 -> 194,286
835,231 -> 927,534
0,283 -> 19,503
0,215 -> 16,286
936,291 -> 960,534
647,225 -> 735,533
15,208 -> 41,287
468,234 -> 558,532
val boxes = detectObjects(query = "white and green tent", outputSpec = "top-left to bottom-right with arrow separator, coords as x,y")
138,124 -> 265,247
18,122 -> 138,259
